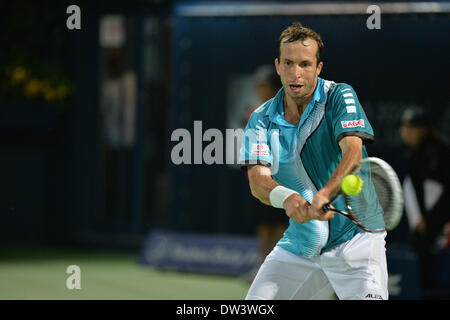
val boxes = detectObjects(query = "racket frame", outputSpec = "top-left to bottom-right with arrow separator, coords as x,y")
321,157 -> 403,233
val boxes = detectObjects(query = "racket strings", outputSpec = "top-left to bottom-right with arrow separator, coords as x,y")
348,162 -> 399,231
371,165 -> 398,229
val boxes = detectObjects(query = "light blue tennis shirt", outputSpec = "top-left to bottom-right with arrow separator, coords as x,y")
239,77 -> 375,257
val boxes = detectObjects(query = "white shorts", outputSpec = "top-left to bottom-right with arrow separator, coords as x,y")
246,231 -> 388,300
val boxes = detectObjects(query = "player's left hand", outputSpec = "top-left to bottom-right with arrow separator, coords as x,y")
308,191 -> 335,221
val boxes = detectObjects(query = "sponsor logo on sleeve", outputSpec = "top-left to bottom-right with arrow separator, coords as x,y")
341,119 -> 365,128
251,143 -> 269,156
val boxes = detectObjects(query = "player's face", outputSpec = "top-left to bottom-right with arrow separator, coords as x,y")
275,38 -> 323,104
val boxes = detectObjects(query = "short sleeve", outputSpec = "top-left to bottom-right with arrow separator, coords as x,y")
328,84 -> 374,144
238,112 -> 273,169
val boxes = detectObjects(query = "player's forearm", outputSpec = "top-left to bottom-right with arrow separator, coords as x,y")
320,137 -> 362,198
247,165 -> 280,205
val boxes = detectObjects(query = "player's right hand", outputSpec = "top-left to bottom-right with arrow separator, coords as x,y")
283,193 -> 312,224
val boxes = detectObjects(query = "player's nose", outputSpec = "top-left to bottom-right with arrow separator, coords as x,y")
293,65 -> 303,79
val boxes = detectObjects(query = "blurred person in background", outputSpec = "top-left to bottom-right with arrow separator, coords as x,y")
100,48 -> 137,226
400,106 -> 450,299
242,65 -> 288,282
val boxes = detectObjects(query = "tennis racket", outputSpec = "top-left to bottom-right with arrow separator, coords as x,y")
322,157 -> 403,233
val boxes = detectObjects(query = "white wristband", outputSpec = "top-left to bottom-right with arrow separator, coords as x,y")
269,186 -> 298,209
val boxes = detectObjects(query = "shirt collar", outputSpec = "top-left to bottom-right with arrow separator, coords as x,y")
266,77 -> 325,127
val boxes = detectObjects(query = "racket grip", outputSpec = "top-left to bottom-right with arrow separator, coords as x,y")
322,204 -> 330,213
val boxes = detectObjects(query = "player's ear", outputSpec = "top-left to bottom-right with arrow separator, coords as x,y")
275,58 -> 280,75
316,61 -> 323,76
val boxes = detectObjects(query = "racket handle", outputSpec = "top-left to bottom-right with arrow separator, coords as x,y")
321,193 -> 341,213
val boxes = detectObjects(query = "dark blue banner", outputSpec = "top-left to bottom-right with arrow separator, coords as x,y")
138,229 -> 260,276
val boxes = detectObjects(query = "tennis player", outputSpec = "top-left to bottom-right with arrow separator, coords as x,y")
239,22 -> 388,300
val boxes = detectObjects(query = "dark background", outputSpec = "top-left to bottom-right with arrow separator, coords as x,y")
1,0 -> 449,252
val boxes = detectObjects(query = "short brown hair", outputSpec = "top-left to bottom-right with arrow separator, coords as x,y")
277,22 -> 324,65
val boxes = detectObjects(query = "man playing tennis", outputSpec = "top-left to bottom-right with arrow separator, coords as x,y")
239,22 -> 388,300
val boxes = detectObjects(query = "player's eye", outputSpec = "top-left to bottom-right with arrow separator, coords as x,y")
285,60 -> 292,66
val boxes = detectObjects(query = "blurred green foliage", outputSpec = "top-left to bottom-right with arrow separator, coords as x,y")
0,1 -> 73,109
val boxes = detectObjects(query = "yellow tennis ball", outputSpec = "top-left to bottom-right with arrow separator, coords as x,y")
341,174 -> 363,195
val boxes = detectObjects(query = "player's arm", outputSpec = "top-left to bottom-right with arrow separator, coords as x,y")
247,165 -> 312,224
320,136 -> 363,199
247,165 -> 278,205
309,136 -> 363,219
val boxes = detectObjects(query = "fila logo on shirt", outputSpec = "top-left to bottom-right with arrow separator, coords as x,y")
341,119 -> 365,129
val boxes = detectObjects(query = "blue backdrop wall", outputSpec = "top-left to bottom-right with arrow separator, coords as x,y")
169,6 -> 450,244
